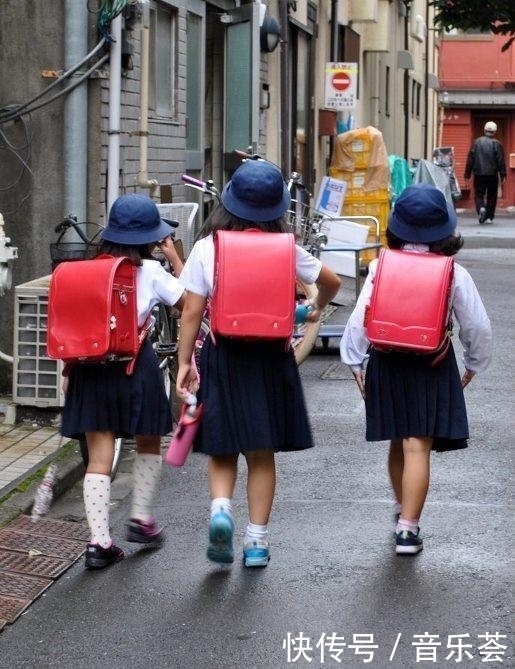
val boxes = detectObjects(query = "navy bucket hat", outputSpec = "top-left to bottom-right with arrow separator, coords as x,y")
221,160 -> 291,222
388,183 -> 457,244
101,194 -> 174,245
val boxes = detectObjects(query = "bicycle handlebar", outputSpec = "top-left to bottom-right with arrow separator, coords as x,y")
181,174 -> 206,189
54,217 -> 92,244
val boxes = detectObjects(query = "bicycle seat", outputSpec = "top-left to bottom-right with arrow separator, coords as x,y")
162,217 -> 179,228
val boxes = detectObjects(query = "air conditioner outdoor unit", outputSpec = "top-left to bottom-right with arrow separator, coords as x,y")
13,276 -> 65,408
410,14 -> 427,43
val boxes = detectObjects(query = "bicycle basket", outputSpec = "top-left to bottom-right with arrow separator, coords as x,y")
286,201 -> 329,246
49,222 -> 103,270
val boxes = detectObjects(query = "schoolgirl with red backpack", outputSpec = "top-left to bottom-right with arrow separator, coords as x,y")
340,183 -> 492,555
176,159 -> 341,568
54,194 -> 185,569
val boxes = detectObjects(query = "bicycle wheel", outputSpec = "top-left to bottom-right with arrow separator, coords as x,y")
152,304 -> 181,426
292,281 -> 321,365
79,437 -> 123,481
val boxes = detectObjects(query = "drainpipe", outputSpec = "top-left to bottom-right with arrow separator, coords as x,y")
107,14 -> 122,211
137,5 -> 159,196
279,0 -> 290,177
64,0 -> 89,221
329,0 -> 339,157
423,0 -> 430,156
403,5 -> 410,160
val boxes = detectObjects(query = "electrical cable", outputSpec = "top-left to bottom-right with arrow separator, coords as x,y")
0,53 -> 109,125
0,38 -> 107,123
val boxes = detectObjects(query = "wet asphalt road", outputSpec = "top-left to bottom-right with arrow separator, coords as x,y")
0,238 -> 513,668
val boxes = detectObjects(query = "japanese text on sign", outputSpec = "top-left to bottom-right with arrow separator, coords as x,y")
325,62 -> 358,110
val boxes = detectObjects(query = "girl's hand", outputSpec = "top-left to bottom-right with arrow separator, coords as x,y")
461,369 -> 475,388
352,370 -> 366,399
176,363 -> 199,399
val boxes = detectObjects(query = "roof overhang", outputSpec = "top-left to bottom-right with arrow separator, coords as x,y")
439,90 -> 515,108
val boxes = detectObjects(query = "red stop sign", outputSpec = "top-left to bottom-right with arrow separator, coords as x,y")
332,71 -> 351,91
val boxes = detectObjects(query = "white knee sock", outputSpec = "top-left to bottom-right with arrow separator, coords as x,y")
131,453 -> 162,523
83,473 -> 112,548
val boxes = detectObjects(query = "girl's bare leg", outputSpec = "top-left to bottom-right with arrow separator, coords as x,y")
401,437 -> 433,520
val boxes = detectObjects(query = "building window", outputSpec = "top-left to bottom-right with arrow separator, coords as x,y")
149,2 -> 178,118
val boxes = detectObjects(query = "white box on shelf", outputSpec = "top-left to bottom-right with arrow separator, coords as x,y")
322,217 -> 370,277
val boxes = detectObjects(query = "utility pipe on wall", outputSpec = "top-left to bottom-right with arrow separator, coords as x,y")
107,14 -> 122,211
279,0 -> 290,178
64,0 -> 89,221
137,7 -> 158,196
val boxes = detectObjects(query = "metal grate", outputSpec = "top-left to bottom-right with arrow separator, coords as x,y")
0,571 -> 52,600
0,529 -> 85,561
10,515 -> 90,542
0,548 -> 73,579
320,361 -> 353,380
0,595 -> 31,624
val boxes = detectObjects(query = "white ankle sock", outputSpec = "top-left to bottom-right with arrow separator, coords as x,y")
131,453 -> 162,523
245,522 -> 268,543
210,497 -> 232,518
83,473 -> 111,548
397,517 -> 419,534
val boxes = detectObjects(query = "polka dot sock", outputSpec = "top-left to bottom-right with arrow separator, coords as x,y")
83,473 -> 111,548
131,453 -> 162,523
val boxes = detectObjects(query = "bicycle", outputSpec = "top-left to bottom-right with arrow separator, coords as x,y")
49,215 -> 183,480
181,160 -> 328,364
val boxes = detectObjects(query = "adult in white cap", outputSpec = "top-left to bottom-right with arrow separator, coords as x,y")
464,121 -> 506,224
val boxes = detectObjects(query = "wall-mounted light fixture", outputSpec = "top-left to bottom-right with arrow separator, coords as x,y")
260,14 -> 281,52
258,2 -> 281,53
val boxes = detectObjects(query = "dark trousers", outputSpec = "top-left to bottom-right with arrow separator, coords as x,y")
473,174 -> 499,220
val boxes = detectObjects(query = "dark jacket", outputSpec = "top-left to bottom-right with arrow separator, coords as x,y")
464,136 -> 506,179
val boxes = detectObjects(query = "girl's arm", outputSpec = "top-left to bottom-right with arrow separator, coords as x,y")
176,291 -> 207,398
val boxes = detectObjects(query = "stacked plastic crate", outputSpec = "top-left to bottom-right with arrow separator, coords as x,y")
328,126 -> 391,264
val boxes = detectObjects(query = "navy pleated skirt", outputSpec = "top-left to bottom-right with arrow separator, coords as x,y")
364,345 -> 469,452
60,340 -> 172,440
193,336 -> 314,456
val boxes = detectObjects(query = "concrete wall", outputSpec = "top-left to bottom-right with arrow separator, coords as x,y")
0,1 -> 189,393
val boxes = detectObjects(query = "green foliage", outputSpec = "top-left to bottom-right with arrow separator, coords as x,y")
430,0 -> 515,50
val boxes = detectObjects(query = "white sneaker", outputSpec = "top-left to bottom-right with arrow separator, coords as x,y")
478,207 -> 486,224
243,539 -> 270,567
484,218 -> 493,224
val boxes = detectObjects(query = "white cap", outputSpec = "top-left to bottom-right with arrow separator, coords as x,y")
484,121 -> 497,133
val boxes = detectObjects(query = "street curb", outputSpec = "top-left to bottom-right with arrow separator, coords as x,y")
0,448 -> 85,528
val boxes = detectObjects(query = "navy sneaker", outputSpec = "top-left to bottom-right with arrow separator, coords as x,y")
396,529 -> 423,555
206,511 -> 234,564
126,517 -> 164,545
85,543 -> 125,569
243,539 -> 270,568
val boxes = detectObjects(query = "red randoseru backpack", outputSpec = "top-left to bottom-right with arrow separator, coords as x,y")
364,248 -> 454,363
210,229 -> 296,346
47,255 -> 144,373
